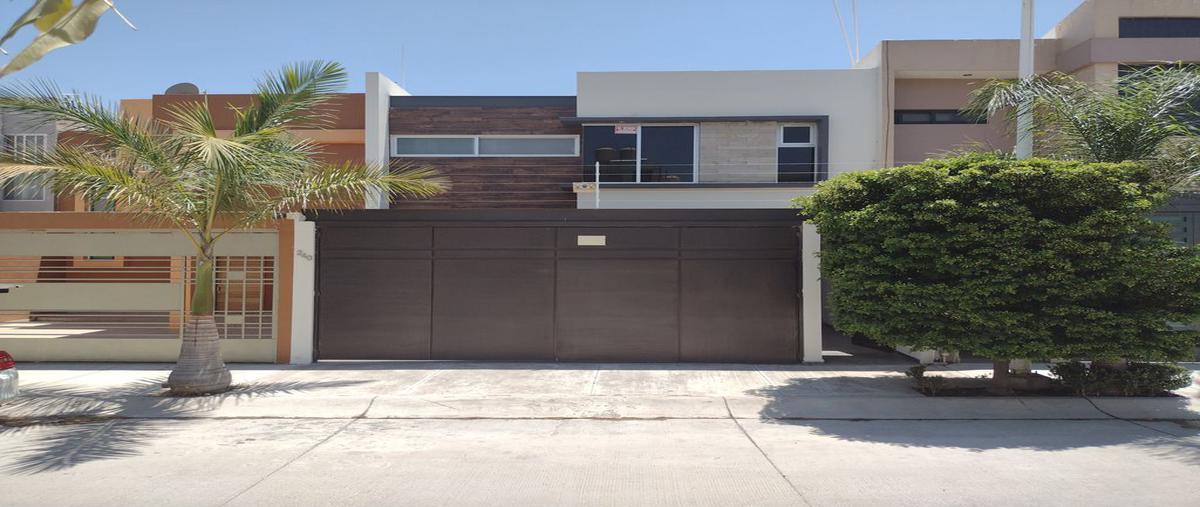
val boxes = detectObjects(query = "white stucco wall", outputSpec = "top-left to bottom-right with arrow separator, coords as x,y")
576,69 -> 884,177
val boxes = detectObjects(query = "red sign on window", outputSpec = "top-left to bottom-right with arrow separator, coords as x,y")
614,125 -> 637,135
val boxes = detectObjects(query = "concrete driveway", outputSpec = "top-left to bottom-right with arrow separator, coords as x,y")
1,362 -> 1198,506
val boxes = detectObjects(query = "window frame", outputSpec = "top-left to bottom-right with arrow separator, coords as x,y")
582,123 -> 699,184
391,134 -> 579,158
777,123 -> 819,184
893,110 -> 985,125
1,133 -> 49,201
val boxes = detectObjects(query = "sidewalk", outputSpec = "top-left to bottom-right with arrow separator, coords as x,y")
3,362 -> 1198,506
3,362 -> 1198,422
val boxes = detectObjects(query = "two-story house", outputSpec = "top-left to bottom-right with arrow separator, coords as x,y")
3,0 -> 1198,364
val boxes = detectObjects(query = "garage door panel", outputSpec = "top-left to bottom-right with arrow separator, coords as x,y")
321,226 -> 431,252
680,259 -> 798,362
432,259 -> 555,359
556,259 -> 679,361
681,226 -> 797,250
318,258 -> 432,359
436,227 -> 555,250
557,249 -> 679,260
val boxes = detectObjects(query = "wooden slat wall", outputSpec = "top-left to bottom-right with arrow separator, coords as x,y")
389,105 -> 581,209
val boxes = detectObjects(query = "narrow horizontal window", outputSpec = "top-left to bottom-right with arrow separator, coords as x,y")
394,137 -> 475,156
894,110 -> 984,125
1120,17 -> 1200,38
478,137 -> 577,156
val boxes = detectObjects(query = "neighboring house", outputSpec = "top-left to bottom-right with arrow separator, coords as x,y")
0,110 -> 57,212
4,0 -> 1200,364
869,0 -> 1200,166
0,87 -> 367,364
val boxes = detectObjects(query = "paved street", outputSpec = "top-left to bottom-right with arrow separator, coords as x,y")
1,362 -> 1198,506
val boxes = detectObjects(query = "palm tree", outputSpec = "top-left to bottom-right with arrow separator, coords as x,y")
0,61 -> 445,394
966,64 -> 1200,187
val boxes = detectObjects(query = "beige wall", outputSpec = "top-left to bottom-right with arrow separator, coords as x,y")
1048,0 -> 1200,44
699,122 -> 778,183
892,79 -> 1012,165
881,39 -> 1059,78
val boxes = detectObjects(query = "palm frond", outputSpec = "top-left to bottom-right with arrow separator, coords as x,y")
233,61 -> 348,136
225,162 -> 445,231
967,66 -> 1200,187
1,61 -> 444,249
0,80 -> 175,171
1,144 -> 193,225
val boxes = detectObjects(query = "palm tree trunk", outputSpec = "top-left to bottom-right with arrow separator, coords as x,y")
167,247 -> 231,394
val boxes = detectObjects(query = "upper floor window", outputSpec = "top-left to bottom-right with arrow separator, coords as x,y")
894,110 -> 984,125
582,125 -> 696,183
778,125 -> 818,183
4,133 -> 47,156
392,135 -> 578,157
1119,17 -> 1200,38
1,134 -> 48,201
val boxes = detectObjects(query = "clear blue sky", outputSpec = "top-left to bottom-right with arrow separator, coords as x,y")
4,0 -> 1083,99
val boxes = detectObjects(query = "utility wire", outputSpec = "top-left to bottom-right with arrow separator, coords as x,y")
831,0 -> 856,66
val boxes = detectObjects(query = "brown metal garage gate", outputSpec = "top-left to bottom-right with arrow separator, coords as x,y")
313,210 -> 803,362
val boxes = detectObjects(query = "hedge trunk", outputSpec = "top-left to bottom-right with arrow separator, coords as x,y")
167,250 -> 231,394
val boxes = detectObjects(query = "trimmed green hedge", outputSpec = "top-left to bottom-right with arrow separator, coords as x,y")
797,154 -> 1200,363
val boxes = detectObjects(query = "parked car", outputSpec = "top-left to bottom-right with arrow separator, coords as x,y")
0,351 -> 17,401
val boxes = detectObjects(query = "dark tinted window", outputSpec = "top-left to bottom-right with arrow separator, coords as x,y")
894,110 -> 984,125
1120,17 -> 1200,38
778,147 -> 816,183
781,126 -> 812,143
583,125 -> 638,182
582,125 -> 695,183
895,111 -> 932,124
640,126 -> 695,183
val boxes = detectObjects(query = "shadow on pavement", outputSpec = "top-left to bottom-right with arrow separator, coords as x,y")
749,376 -> 1200,465
0,378 -> 368,474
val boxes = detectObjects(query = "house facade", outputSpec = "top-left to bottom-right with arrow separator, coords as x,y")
2,0 -> 1199,364
369,68 -> 882,211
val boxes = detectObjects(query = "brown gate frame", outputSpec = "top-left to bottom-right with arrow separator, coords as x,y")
308,208 -> 805,362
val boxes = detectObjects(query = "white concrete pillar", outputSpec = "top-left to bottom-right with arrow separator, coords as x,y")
801,222 -> 824,363
289,213 -> 316,364
364,72 -> 410,209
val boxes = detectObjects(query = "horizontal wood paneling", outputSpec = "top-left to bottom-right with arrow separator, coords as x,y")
390,106 -> 581,208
